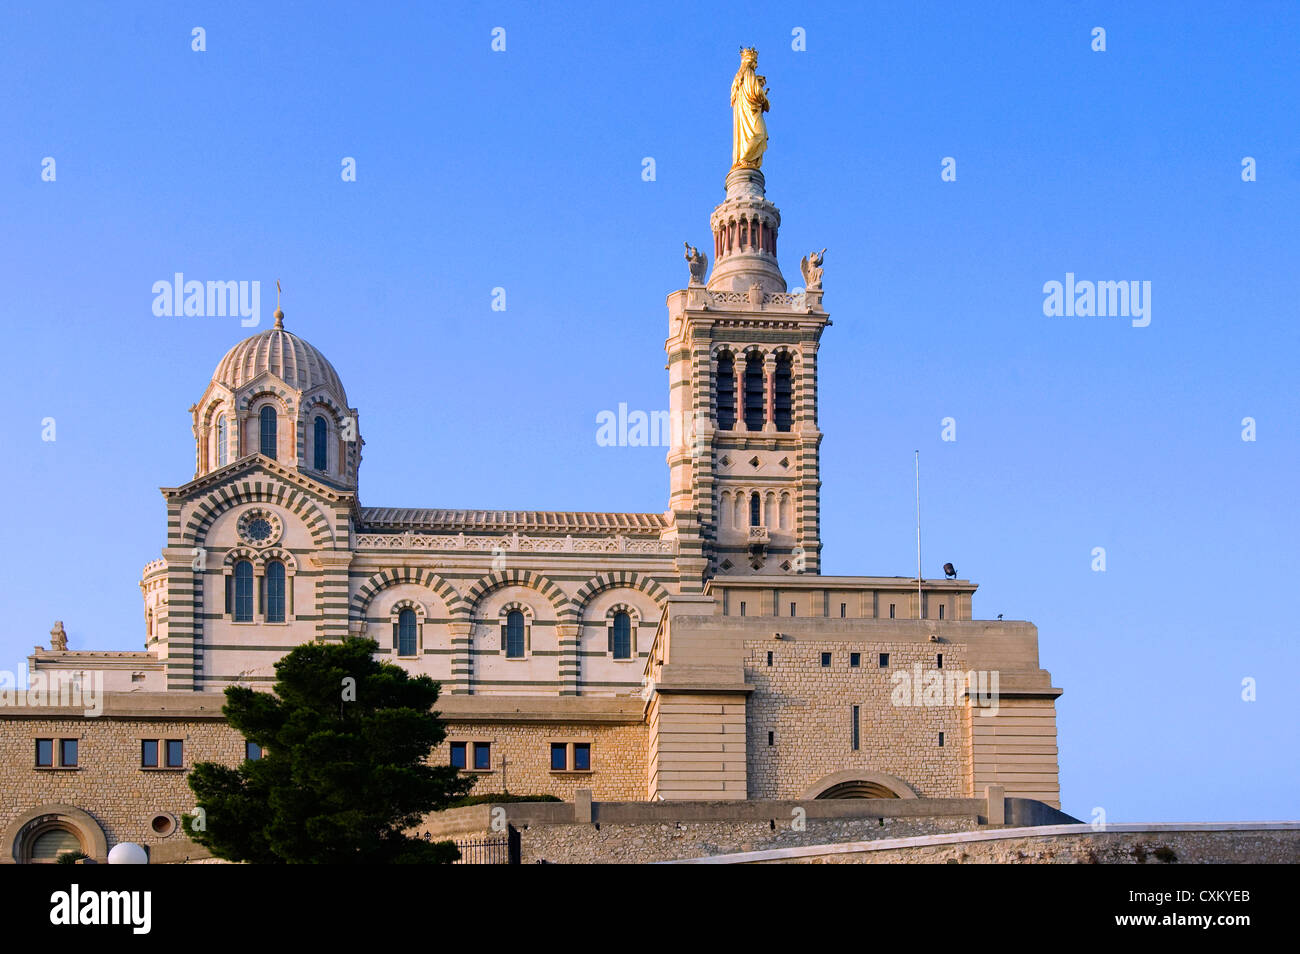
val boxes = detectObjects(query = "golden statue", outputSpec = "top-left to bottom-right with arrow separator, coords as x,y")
731,48 -> 770,169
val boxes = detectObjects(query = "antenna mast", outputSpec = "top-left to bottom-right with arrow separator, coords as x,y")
915,450 -> 922,619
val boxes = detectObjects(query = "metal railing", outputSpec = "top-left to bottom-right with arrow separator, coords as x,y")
452,831 -> 519,865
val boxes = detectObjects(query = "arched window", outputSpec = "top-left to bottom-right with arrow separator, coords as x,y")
610,611 -> 632,660
396,608 -> 417,656
750,491 -> 761,528
313,415 -> 328,471
716,352 -> 736,430
505,610 -> 525,658
259,406 -> 277,459
233,560 -> 254,622
743,353 -> 765,431
265,561 -> 286,623
774,353 -> 793,432
216,415 -> 228,466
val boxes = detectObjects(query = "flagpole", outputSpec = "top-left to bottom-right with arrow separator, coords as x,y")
915,450 -> 922,619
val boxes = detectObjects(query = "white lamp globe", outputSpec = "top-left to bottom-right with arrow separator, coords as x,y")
107,842 -> 148,865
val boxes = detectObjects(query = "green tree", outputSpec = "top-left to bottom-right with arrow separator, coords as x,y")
183,636 -> 474,863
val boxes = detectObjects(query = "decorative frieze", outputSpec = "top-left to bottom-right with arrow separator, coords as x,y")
353,532 -> 676,554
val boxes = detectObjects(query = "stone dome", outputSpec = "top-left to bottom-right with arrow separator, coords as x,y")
212,319 -> 346,403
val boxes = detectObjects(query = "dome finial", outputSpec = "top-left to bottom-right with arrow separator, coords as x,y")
273,279 -> 284,329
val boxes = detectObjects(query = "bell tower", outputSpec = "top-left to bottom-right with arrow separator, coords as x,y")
666,50 -> 831,590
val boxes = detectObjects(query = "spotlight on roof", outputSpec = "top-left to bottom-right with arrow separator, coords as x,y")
943,563 -> 957,579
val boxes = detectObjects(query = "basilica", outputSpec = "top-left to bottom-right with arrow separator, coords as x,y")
0,52 -> 1063,863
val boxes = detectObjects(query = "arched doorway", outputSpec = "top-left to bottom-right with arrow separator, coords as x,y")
816,780 -> 902,799
799,769 -> 919,800
3,804 -> 108,864
25,824 -> 84,863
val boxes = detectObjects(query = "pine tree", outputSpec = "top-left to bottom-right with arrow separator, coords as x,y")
184,637 -> 474,863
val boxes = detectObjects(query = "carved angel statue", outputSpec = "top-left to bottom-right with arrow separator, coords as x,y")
684,241 -> 708,285
800,248 -> 826,289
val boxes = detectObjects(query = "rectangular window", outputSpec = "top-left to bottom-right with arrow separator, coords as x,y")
573,743 -> 591,772
473,742 -> 490,770
449,741 -> 467,769
550,743 -> 567,771
165,739 -> 184,768
767,730 -> 774,747
245,741 -> 263,761
35,738 -> 53,767
789,602 -> 796,617
938,731 -> 945,748
141,739 -> 158,768
739,601 -> 746,617
851,705 -> 860,751
60,739 -> 78,767
937,653 -> 944,669
820,652 -> 831,667
879,653 -> 890,668
850,652 -> 861,668
840,603 -> 847,618
889,603 -> 896,619
766,650 -> 773,667
938,604 -> 945,620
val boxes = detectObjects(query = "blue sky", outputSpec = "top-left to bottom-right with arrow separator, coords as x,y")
1,1 -> 1296,823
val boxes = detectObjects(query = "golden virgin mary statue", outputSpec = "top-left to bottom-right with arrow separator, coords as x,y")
731,48 -> 770,169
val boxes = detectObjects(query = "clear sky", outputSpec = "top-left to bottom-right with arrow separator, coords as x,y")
1,1 -> 1296,824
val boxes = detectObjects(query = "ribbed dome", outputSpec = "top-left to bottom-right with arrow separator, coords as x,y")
212,323 -> 346,403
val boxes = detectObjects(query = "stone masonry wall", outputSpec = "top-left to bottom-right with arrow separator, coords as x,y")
745,638 -> 968,798
434,720 -> 647,801
519,815 -> 977,864
758,830 -> 1300,864
0,715 -> 243,859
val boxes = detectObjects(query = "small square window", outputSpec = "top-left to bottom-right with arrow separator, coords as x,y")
879,653 -> 890,668
550,743 -> 567,771
449,741 -> 467,769
165,739 -> 184,768
60,739 -> 78,767
473,742 -> 491,770
850,652 -> 861,668
573,743 -> 590,772
820,652 -> 831,667
245,741 -> 263,761
35,738 -> 53,767
141,739 -> 158,768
